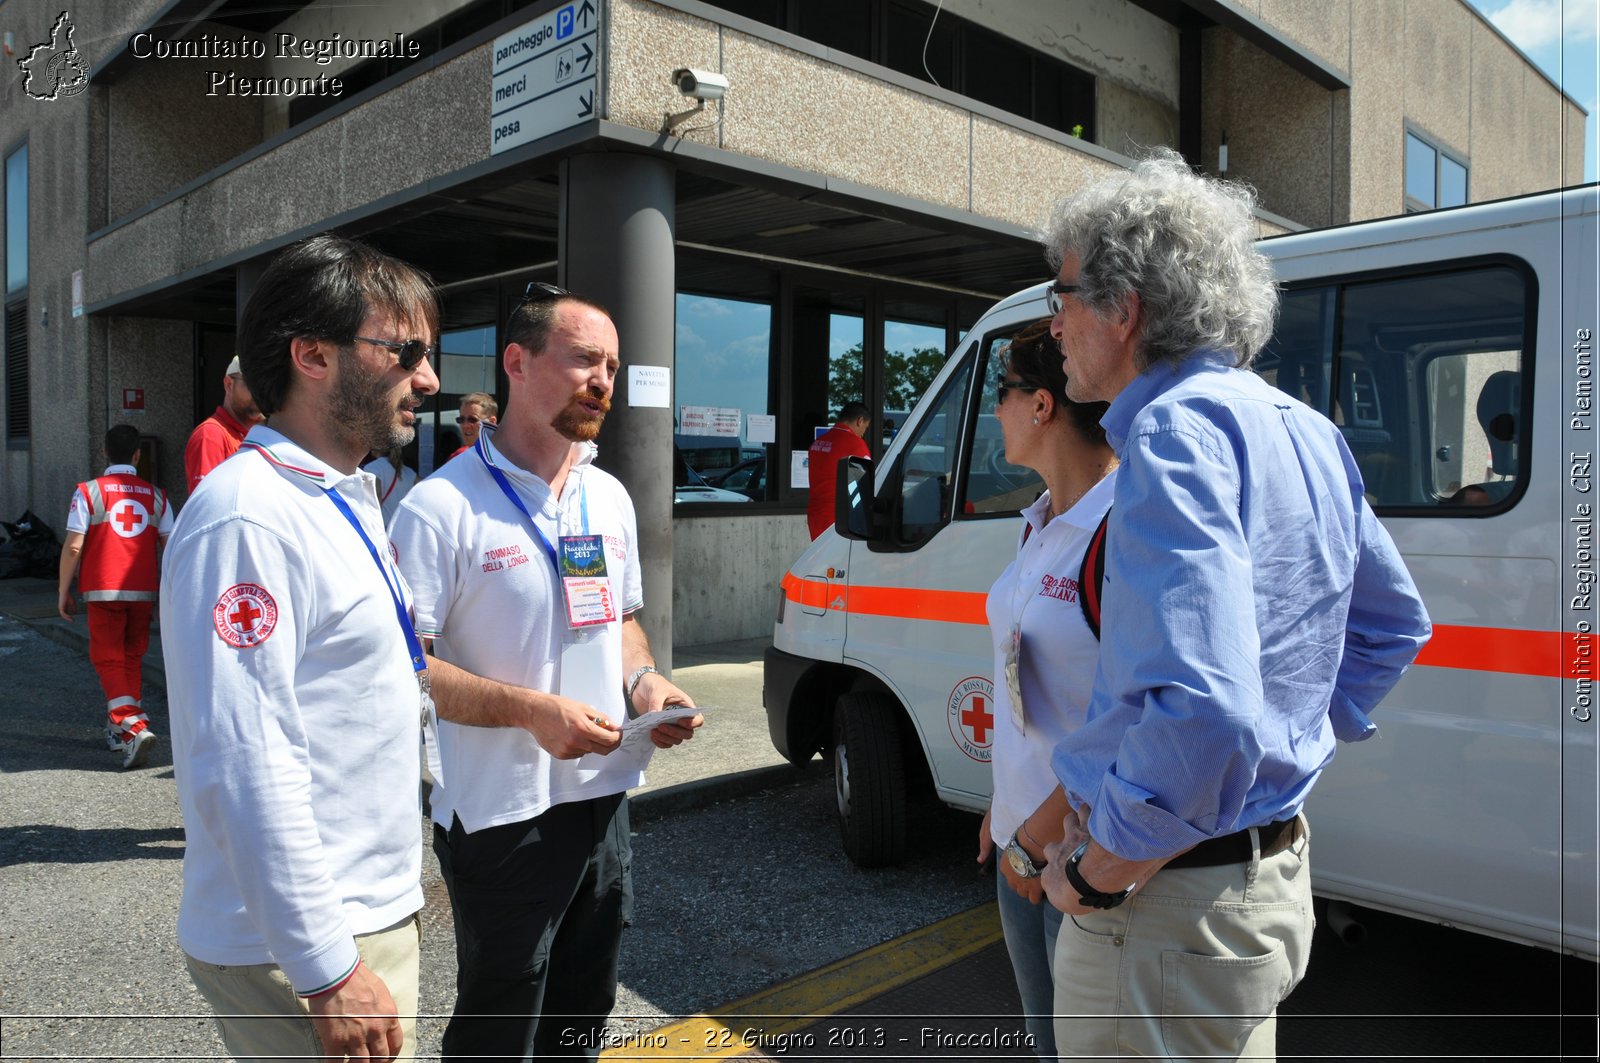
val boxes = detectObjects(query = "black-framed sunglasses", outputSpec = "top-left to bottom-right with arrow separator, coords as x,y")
996,378 -> 1041,404
354,336 -> 439,371
524,281 -> 571,302
1046,281 -> 1082,315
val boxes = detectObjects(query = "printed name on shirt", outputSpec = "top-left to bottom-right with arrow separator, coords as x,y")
603,533 -> 627,561
1039,573 -> 1081,603
101,483 -> 153,495
482,543 -> 529,573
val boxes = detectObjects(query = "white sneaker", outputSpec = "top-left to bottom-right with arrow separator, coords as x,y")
122,729 -> 156,770
105,726 -> 121,751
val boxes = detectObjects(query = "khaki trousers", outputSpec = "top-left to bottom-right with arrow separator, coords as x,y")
1052,818 -> 1314,1061
185,913 -> 421,1062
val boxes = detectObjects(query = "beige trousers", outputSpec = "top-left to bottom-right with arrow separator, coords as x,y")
185,913 -> 421,1062
1052,818 -> 1315,1061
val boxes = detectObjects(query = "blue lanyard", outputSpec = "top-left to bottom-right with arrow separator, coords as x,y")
476,436 -> 588,575
322,483 -> 429,679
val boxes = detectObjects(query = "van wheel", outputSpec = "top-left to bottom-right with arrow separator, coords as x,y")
832,692 -> 907,867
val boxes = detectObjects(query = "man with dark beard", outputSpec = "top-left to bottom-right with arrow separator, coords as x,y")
163,240 -> 624,1062
391,284 -> 702,1060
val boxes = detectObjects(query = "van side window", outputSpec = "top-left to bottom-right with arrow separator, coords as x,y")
893,359 -> 970,545
1260,264 -> 1529,512
964,330 -> 1045,516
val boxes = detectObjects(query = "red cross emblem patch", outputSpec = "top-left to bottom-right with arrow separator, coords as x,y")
947,675 -> 995,763
108,500 -> 150,539
213,583 -> 279,648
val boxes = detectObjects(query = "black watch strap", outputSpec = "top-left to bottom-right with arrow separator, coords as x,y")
1064,841 -> 1135,910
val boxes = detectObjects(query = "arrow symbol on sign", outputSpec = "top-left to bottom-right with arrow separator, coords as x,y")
578,42 -> 593,72
578,89 -> 593,117
578,0 -> 595,28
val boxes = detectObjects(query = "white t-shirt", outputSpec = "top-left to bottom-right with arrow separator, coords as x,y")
160,426 -> 425,994
362,457 -> 418,527
985,470 -> 1117,846
391,432 -> 644,833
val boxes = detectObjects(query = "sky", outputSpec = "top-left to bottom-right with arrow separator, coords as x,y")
1466,0 -> 1599,181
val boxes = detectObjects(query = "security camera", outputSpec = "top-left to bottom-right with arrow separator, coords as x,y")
673,68 -> 728,101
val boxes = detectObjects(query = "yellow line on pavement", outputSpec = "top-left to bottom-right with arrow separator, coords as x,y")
602,901 -> 1002,1060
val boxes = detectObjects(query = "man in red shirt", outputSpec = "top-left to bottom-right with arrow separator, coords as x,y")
58,425 -> 173,768
184,355 -> 264,492
806,402 -> 872,539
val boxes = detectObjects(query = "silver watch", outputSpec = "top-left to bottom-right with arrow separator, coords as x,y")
1002,831 -> 1046,879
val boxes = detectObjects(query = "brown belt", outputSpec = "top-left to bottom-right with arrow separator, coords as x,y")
1165,816 -> 1303,870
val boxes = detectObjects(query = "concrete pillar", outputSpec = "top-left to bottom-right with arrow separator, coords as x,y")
559,152 -> 676,672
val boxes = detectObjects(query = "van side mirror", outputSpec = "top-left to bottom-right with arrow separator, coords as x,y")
836,455 -> 876,541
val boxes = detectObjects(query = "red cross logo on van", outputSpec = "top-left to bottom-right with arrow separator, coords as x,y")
947,676 -> 995,763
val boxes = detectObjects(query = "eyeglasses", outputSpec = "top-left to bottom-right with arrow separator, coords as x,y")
524,281 -> 571,302
1046,281 -> 1083,315
996,379 -> 1040,404
355,336 -> 439,372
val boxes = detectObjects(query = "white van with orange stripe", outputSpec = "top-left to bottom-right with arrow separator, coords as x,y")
764,185 -> 1599,959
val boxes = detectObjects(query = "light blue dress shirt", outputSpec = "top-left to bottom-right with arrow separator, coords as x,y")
1052,349 -> 1432,862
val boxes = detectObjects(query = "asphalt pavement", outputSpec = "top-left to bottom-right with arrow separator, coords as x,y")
4,575 -> 1595,1062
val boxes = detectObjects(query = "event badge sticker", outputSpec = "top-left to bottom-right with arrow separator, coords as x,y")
560,534 -> 615,628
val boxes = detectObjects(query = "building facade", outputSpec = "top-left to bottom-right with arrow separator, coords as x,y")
1,0 -> 1587,658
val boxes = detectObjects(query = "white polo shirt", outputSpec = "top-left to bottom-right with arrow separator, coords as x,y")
161,426 -> 424,995
391,432 -> 644,834
985,470 -> 1117,845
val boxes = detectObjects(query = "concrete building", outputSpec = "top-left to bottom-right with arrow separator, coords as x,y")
1,0 -> 1587,661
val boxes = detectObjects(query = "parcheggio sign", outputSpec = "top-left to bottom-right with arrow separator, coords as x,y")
490,1 -> 599,156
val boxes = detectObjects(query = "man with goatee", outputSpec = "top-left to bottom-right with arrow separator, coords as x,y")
392,283 -> 702,1060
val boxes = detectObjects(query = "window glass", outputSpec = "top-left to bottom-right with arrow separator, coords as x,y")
793,287 -> 865,472
1267,266 -> 1526,510
798,0 -> 873,58
420,324 -> 497,473
962,27 -> 1031,115
964,330 -> 1044,516
5,145 -> 27,295
1439,155 -> 1468,208
894,357 -> 968,545
1405,133 -> 1436,209
882,302 -> 947,448
886,0 -> 955,87
675,291 -> 774,503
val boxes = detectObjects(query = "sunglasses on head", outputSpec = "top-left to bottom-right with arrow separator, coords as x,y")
354,336 -> 440,372
524,281 -> 571,302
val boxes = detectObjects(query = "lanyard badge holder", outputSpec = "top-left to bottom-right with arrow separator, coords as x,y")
479,444 -> 622,726
318,476 -> 444,787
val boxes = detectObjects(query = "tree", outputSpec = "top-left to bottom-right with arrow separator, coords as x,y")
828,343 -> 947,414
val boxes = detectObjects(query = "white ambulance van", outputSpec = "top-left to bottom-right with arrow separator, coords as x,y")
764,185 -> 1598,959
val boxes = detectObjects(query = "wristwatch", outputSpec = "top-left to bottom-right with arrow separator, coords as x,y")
1063,840 -> 1137,909
1002,831 -> 1047,879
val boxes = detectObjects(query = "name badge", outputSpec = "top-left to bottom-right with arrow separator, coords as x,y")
560,534 -> 616,628
1006,625 -> 1025,734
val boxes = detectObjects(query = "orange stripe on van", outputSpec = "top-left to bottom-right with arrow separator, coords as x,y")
782,577 -> 1593,679
1418,624 -> 1592,680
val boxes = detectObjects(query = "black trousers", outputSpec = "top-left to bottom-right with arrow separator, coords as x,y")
433,792 -> 633,1062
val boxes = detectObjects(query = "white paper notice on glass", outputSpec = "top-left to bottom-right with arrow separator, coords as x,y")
629,365 -> 671,408
747,413 -> 776,444
790,449 -> 810,490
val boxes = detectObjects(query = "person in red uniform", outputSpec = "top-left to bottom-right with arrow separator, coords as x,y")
806,402 -> 872,539
58,424 -> 174,769
184,355 -> 264,492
